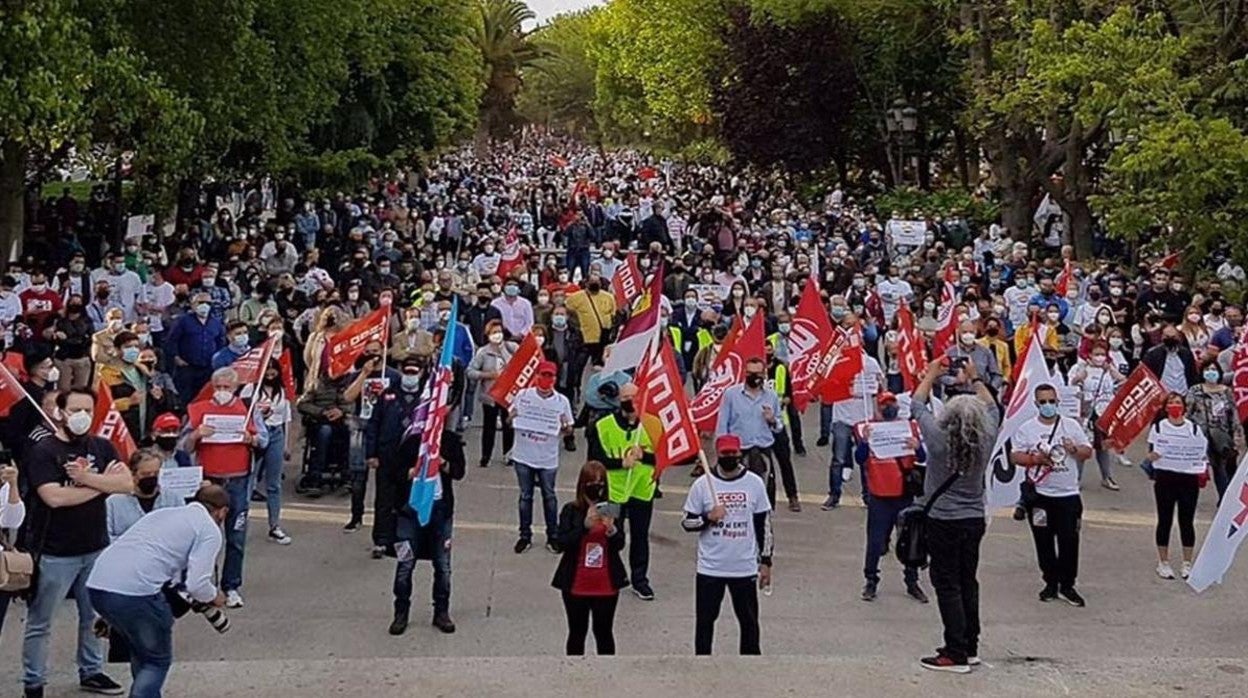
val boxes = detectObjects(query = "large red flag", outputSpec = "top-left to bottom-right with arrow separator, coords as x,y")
612,254 -> 644,312
1232,328 -> 1248,423
1055,259 -> 1075,296
896,305 -> 927,392
496,227 -> 523,279
931,281 -> 958,359
0,363 -> 30,416
602,262 -> 664,374
788,279 -> 836,413
92,380 -> 137,461
192,335 -> 280,404
486,333 -> 544,410
326,300 -> 391,379
637,334 -> 699,476
817,344 -> 865,403
688,314 -> 766,432
1096,364 -> 1168,452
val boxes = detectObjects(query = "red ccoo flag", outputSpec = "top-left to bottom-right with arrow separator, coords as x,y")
326,299 -> 391,379
1232,328 -> 1248,422
92,380 -> 137,461
1096,364 -> 1168,452
636,334 -> 699,477
688,313 -> 766,432
612,253 -> 645,312
931,281 -> 958,359
896,305 -> 927,392
788,278 -> 836,413
487,333 -> 544,411
496,227 -> 523,280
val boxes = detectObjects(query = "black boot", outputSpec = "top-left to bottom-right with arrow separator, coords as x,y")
388,610 -> 409,635
432,612 -> 456,634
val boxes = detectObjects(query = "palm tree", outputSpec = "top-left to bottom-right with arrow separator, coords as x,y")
473,0 -> 545,144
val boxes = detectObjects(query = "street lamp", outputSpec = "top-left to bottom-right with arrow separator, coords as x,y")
884,99 -> 918,186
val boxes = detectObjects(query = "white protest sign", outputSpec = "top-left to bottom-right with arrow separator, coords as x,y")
689,284 -> 729,310
159,466 -> 203,500
511,392 -> 566,436
887,219 -> 927,247
1058,385 -> 1082,420
866,421 -> 915,459
1153,430 -> 1208,472
202,414 -> 247,443
125,214 -> 155,242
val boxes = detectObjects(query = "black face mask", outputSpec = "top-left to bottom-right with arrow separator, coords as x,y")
881,405 -> 900,420
745,374 -> 763,388
355,353 -> 380,370
136,476 -> 159,496
586,483 -> 606,503
1163,336 -> 1179,349
587,281 -> 601,293
719,455 -> 741,472
155,435 -> 178,451
619,400 -> 635,415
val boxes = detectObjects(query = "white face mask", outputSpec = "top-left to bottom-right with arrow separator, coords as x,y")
743,307 -> 757,318
535,335 -> 545,347
489,332 -> 503,344
213,389 -> 234,405
63,409 -> 92,435
960,332 -> 977,345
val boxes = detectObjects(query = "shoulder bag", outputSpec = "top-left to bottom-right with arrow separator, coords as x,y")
895,471 -> 961,570
0,528 -> 33,593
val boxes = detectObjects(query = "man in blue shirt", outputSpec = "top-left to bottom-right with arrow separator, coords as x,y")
165,291 -> 226,400
212,321 -> 252,370
716,357 -> 785,507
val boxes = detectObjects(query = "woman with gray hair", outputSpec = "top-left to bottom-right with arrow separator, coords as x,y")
910,357 -> 999,674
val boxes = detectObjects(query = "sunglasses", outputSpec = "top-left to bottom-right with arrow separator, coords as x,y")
1036,399 -> 1058,406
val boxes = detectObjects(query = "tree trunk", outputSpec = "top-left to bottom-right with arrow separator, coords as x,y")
0,140 -> 25,262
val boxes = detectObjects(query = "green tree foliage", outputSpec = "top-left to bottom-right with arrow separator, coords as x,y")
474,0 -> 545,142
518,9 -> 600,138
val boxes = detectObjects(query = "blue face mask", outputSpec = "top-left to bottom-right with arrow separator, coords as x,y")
552,315 -> 567,329
401,374 -> 421,392
504,285 -> 519,297
1037,403 -> 1059,419
121,346 -> 140,364
232,335 -> 249,350
1204,369 -> 1220,383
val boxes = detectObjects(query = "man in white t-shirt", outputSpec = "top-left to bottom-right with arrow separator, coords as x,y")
825,353 -> 884,510
681,434 -> 773,655
875,266 -> 913,326
1009,383 -> 1093,608
508,361 -> 574,554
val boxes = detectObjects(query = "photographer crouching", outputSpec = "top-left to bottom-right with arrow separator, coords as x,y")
86,486 -> 230,698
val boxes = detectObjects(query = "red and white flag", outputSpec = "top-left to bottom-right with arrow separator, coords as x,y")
788,279 -> 836,413
986,330 -> 1056,508
603,261 -> 664,374
1188,452 -> 1248,592
193,335 -> 279,404
1055,259 -> 1075,296
1095,364 -> 1167,452
636,334 -> 699,476
496,227 -> 523,279
612,253 -> 645,312
326,299 -> 391,379
931,281 -> 958,359
0,363 -> 32,416
816,341 -> 865,403
689,313 -> 766,432
486,333 -> 544,410
92,380 -> 137,461
896,305 -> 927,392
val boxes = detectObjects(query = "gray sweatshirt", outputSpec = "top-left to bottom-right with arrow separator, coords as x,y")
912,397 -> 1000,520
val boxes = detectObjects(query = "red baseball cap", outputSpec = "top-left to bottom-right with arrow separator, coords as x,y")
153,413 -> 182,432
715,434 -> 742,455
876,392 -> 898,406
537,360 -> 557,376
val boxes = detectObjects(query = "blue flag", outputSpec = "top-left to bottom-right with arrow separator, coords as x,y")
409,297 -> 459,525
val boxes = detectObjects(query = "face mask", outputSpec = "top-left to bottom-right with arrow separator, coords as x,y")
489,332 -> 503,344
719,455 -> 741,472
136,476 -> 159,496
113,262 -> 127,273
1205,369 -> 1220,383
603,249 -> 615,259
46,366 -> 61,384
202,276 -> 216,287
535,374 -> 555,391
619,400 -> 635,415
743,307 -> 757,318
1110,287 -> 1123,297
552,315 -> 568,329
831,308 -> 847,320
1187,314 -> 1201,324
196,303 -> 211,317
66,410 -> 92,436
585,482 -> 607,502
213,389 -> 234,405
31,283 -> 47,293
853,278 -> 865,289
731,289 -> 745,299
231,335 -> 249,350
1015,278 -> 1026,288
1037,403 -> 1059,419
401,374 -> 421,392
587,281 -> 601,293
1047,312 -> 1061,322
537,294 -> 550,305
986,326 -> 1000,337
778,322 -> 791,334
122,346 -> 141,364
684,298 -> 698,310
156,435 -> 179,451
1166,404 -> 1184,420
923,301 -> 936,311
960,332 -> 976,345
881,405 -> 900,420
745,373 -> 764,388
1109,337 -> 1124,349
1163,336 -> 1179,349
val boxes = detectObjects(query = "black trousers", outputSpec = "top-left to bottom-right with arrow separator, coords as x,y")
927,517 -> 986,663
771,429 -> 799,500
784,402 -> 805,451
479,402 -> 514,465
1027,493 -> 1082,588
694,574 -> 760,655
372,456 -> 402,547
621,498 -> 653,588
561,591 -> 618,655
1154,470 -> 1200,548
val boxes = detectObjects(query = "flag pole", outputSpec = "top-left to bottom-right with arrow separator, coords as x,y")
626,327 -> 662,497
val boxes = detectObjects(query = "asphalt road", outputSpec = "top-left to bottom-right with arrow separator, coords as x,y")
3,410 -> 1246,696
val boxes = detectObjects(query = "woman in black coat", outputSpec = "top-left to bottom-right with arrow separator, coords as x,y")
550,460 -> 628,655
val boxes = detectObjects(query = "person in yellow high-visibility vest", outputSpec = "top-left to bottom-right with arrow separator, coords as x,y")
588,382 -> 660,601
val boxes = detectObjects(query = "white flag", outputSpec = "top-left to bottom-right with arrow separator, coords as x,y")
985,330 -> 1057,509
1188,453 -> 1248,593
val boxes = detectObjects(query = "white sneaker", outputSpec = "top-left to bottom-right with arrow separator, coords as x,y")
225,590 -> 245,608
968,656 -> 982,666
268,527 -> 292,545
1156,561 -> 1175,580
1181,561 -> 1192,579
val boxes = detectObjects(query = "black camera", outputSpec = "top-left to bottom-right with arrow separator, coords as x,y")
162,583 -> 230,634
190,600 -> 230,634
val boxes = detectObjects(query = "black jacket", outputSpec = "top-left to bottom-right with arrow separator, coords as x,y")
550,502 -> 628,593
1142,344 -> 1199,392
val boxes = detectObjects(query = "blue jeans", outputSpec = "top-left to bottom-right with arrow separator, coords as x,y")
307,423 -> 337,482
819,403 -> 834,441
393,502 -> 453,615
220,474 -> 251,592
864,495 -> 917,585
827,422 -> 854,498
22,552 -> 104,688
514,461 -> 558,543
566,248 -> 591,282
88,590 -> 172,698
255,424 -> 285,530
